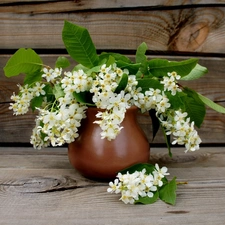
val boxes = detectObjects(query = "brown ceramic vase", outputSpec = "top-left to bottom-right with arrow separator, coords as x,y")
68,106 -> 150,180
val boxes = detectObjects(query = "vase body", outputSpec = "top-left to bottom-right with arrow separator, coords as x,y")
68,106 -> 150,180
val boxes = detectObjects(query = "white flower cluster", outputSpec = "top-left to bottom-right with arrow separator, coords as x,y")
133,71 -> 201,152
30,68 -> 88,149
90,64 -> 137,140
107,164 -> 169,204
42,67 -> 62,83
62,69 -> 93,95
159,110 -> 202,152
160,71 -> 182,96
11,64 -> 137,148
9,83 -> 45,115
134,71 -> 181,113
134,88 -> 171,114
9,63 -> 201,151
30,103 -> 87,149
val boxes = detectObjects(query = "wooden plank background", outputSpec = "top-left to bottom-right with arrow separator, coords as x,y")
1,0 -> 225,145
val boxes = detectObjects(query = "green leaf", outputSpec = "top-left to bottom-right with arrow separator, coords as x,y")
149,109 -> 160,141
138,61 -> 151,78
136,42 -> 148,63
148,58 -> 198,78
73,91 -> 94,106
159,177 -> 177,205
4,48 -> 43,77
72,64 -> 89,72
116,61 -> 141,75
30,96 -> 43,111
161,125 -> 172,157
55,56 -> 70,68
23,70 -> 42,85
137,78 -> 163,93
86,65 -> 101,75
99,52 -> 132,64
62,20 -> 99,68
135,70 -> 144,79
166,91 -> 185,111
182,88 -> 206,128
43,84 -> 54,102
181,63 -> 208,81
52,84 -> 64,99
135,191 -> 159,204
120,163 -> 155,175
114,73 -> 128,93
198,93 -> 225,114
106,55 -> 116,67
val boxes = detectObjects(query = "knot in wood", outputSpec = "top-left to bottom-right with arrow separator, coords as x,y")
7,176 -> 77,193
171,22 -> 209,51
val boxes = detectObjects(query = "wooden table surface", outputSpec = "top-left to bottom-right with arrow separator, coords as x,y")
0,146 -> 225,225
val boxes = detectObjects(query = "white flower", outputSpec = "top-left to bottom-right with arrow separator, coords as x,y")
72,70 -> 93,93
172,136 -> 185,145
156,94 -> 171,113
138,171 -> 155,197
52,67 -> 62,78
149,89 -> 162,102
185,130 -> 202,152
18,84 -> 30,95
32,82 -> 46,96
173,121 -> 189,137
61,76 -> 73,89
168,71 -> 181,80
170,83 -> 182,96
42,68 -> 54,82
119,191 -> 136,204
108,91 -> 130,111
42,111 -> 58,128
174,110 -> 188,122
152,172 -> 163,187
42,67 -> 61,82
107,179 -> 121,194
154,163 -> 170,178
100,64 -> 111,74
160,76 -> 175,90
126,75 -> 138,92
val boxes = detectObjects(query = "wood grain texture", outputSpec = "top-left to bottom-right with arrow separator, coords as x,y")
1,5 -> 225,53
0,147 -> 225,225
1,0 -> 225,11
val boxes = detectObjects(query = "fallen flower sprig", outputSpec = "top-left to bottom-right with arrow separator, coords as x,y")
107,163 -> 177,205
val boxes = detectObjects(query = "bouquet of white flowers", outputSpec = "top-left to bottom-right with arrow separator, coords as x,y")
4,20 -> 225,205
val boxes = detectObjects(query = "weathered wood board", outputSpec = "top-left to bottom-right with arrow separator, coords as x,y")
1,4 -> 225,52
